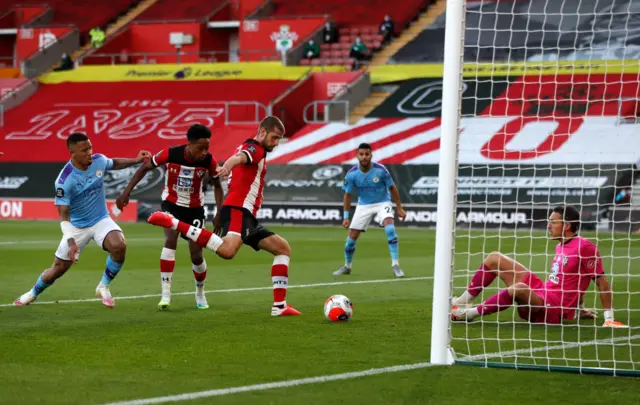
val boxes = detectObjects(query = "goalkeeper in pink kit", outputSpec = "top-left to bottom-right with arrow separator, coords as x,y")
451,205 -> 627,327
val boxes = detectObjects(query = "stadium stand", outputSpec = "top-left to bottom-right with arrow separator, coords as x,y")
0,0 -> 138,35
1,79 -> 296,161
134,0 -> 227,21
390,0 -> 639,64
272,0 -> 431,68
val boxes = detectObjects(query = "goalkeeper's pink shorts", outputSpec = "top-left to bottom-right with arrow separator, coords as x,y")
517,271 -> 565,324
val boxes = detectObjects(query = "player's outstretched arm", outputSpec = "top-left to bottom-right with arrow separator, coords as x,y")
595,275 -> 628,327
116,158 -> 155,210
389,184 -> 406,220
111,150 -> 152,170
58,205 -> 79,263
216,152 -> 248,178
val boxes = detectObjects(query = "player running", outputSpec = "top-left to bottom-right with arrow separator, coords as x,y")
116,124 -> 224,310
333,143 -> 407,278
14,133 -> 151,307
451,205 -> 627,327
146,116 -> 301,317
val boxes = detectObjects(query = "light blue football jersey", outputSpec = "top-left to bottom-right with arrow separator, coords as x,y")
54,154 -> 114,228
342,162 -> 394,205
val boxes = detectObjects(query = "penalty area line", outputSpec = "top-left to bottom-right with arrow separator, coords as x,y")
0,276 -> 431,307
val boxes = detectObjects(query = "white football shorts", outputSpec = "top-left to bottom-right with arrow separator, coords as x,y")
350,202 -> 394,231
54,217 -> 123,262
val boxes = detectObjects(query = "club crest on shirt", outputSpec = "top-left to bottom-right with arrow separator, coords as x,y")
562,255 -> 568,265
96,169 -> 103,178
373,176 -> 380,183
196,169 -> 206,178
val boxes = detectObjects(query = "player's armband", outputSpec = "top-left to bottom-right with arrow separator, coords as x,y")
344,211 -> 350,220
61,221 -> 74,241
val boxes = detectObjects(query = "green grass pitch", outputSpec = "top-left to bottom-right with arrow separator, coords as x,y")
1,220 -> 639,404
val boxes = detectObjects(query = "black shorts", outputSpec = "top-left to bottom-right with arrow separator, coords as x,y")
219,205 -> 274,251
161,201 -> 205,241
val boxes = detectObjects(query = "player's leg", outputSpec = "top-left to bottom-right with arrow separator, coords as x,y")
334,204 -> 374,275
14,227 -> 92,306
254,232 -> 301,316
453,282 -> 546,322
378,203 -> 403,278
158,228 -> 179,309
189,240 -> 209,310
95,219 -> 126,308
14,258 -> 73,305
452,251 -> 530,307
147,210 -> 242,260
334,228 -> 361,276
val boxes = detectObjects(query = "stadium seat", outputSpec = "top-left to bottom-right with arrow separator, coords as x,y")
270,0 -> 427,35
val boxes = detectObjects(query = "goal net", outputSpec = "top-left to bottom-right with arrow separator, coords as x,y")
432,0 -> 640,375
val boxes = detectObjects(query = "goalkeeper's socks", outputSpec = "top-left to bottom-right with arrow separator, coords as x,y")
101,256 -> 123,286
173,219 -> 224,252
477,289 -> 513,316
466,263 -> 497,299
385,224 -> 399,262
31,274 -> 52,296
344,237 -> 356,267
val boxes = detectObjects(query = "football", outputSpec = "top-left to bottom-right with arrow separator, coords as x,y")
324,294 -> 354,322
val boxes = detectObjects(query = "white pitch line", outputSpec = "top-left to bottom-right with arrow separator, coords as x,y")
102,362 -> 435,405
101,333 -> 640,405
0,276 -> 431,307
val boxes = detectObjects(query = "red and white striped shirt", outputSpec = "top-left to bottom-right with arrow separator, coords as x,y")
152,145 -> 219,208
223,139 -> 267,216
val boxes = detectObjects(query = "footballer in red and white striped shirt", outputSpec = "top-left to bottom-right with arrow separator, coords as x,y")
117,124 -> 224,310
147,116 -> 301,317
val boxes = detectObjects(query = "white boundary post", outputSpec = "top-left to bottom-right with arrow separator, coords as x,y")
429,0 -> 465,365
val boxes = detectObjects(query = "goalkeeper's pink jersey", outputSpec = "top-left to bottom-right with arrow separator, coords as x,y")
545,236 -> 605,311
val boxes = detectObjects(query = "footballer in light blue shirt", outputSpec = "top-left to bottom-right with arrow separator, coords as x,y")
14,133 -> 151,308
334,142 -> 406,278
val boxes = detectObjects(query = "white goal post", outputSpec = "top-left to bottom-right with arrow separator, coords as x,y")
430,0 -> 640,376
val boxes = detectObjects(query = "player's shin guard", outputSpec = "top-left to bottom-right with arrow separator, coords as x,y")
160,248 -> 176,299
174,220 -> 224,253
344,237 -> 356,268
31,273 -> 53,296
272,255 -> 289,308
101,256 -> 123,286
384,224 -> 399,266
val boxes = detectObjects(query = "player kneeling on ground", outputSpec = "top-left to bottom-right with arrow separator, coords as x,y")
14,133 -> 151,308
451,205 -> 627,327
334,143 -> 407,278
147,116 -> 301,317
116,124 -> 224,310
